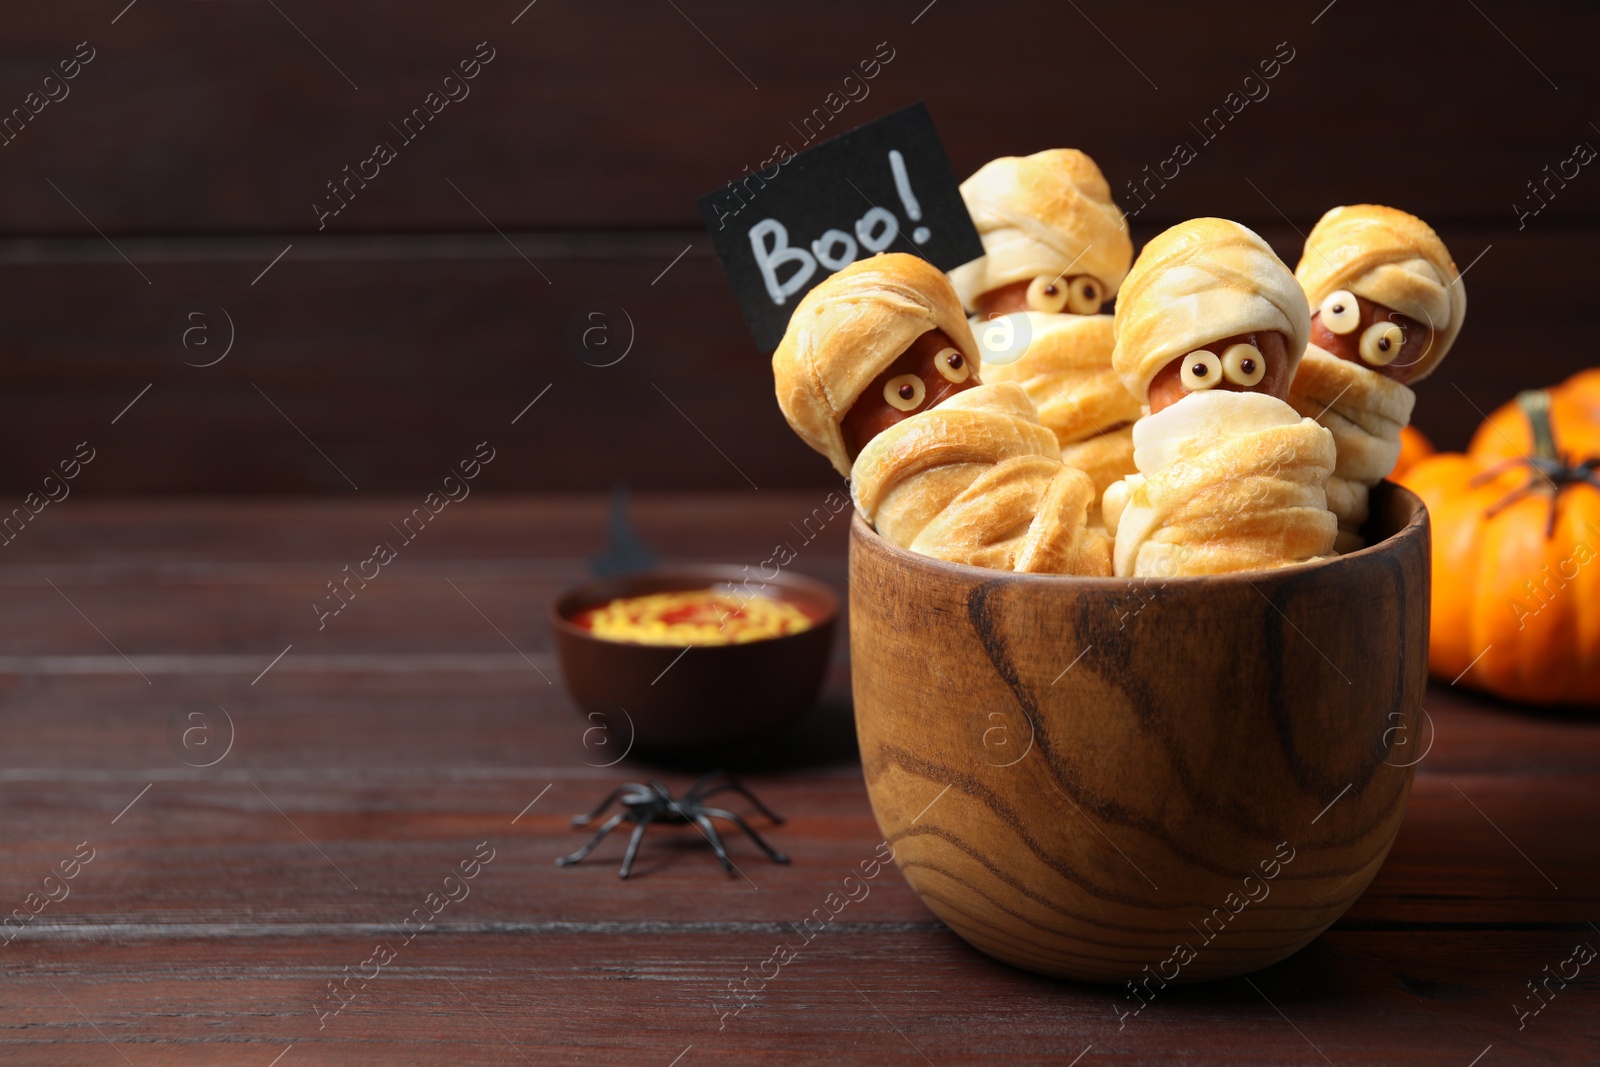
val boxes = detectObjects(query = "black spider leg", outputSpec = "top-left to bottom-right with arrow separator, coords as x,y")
571,784 -> 647,826
702,806 -> 790,863
683,769 -> 726,802
650,780 -> 697,834
556,811 -> 628,866
693,814 -> 738,875
617,812 -> 656,880
649,779 -> 684,818
694,781 -> 785,824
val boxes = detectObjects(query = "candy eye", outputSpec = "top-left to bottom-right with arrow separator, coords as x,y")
1025,275 -> 1069,313
934,347 -> 970,384
1318,289 -> 1360,335
883,373 -> 926,412
1221,343 -> 1265,386
1359,321 -> 1404,366
1066,276 -> 1103,315
1179,350 -> 1222,391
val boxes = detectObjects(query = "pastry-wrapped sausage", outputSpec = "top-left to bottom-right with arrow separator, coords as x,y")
1289,204 -> 1466,550
981,312 -> 1140,505
852,380 -> 1108,574
1102,218 -> 1337,578
949,150 -> 1141,507
771,253 -> 1110,575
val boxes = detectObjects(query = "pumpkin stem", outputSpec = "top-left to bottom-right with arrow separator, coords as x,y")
1479,388 -> 1598,539
1515,389 -> 1560,463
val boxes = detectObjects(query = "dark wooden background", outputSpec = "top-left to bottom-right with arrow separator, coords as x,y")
1,0 -> 1597,496
2,7 -> 1599,1061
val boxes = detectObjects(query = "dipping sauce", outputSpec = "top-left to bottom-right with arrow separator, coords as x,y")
572,589 -> 816,646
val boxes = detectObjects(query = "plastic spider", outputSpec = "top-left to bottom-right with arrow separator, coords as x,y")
555,771 -> 790,879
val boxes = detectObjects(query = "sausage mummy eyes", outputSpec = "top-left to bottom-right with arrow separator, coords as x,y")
883,373 -> 927,411
1221,343 -> 1265,386
934,347 -> 970,384
1318,289 -> 1360,335
1066,277 -> 1104,315
1179,350 -> 1222,391
1359,321 -> 1404,366
1025,275 -> 1069,313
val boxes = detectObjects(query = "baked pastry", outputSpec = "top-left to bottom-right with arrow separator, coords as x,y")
771,253 -> 1109,575
949,150 -> 1141,504
852,380 -> 1108,574
979,313 -> 1140,505
948,149 -> 1134,317
1289,205 -> 1465,550
1101,218 -> 1337,578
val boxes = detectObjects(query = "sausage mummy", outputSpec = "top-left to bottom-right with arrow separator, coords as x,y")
1288,204 -> 1466,551
948,149 -> 1142,512
1101,218 -> 1338,578
771,253 -> 1110,575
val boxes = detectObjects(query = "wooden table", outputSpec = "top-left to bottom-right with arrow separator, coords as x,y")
2,494 -> 1595,1065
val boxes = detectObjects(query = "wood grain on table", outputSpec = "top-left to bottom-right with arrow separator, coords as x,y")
1,494 -> 1596,1065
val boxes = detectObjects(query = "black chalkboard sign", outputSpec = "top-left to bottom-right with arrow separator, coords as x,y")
698,102 -> 983,353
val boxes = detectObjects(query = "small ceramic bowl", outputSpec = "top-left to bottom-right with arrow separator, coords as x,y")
850,481 -> 1430,984
550,566 -> 839,754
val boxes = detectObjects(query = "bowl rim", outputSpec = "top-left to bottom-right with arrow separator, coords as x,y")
849,480 -> 1429,588
548,563 -> 841,647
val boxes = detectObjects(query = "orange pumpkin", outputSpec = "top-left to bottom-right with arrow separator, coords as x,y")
1470,369 -> 1600,465
1391,425 -> 1434,479
1398,390 -> 1600,705
1554,367 -> 1600,420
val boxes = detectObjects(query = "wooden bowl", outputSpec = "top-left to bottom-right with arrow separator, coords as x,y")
550,566 -> 838,755
850,482 -> 1429,984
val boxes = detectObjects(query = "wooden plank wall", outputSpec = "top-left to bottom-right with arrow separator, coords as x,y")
1,0 -> 1596,494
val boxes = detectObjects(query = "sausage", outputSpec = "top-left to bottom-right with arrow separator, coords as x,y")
1146,330 -> 1293,414
839,328 -> 981,459
1307,293 -> 1431,385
